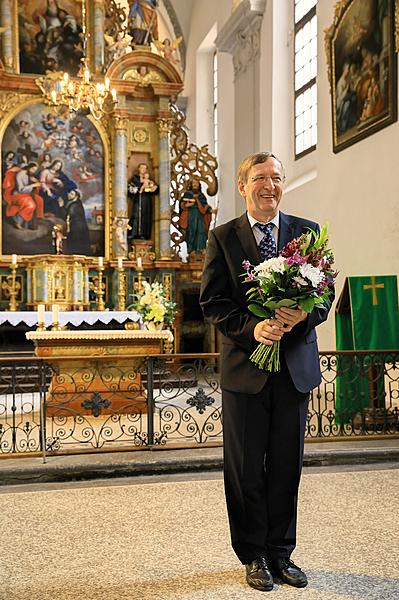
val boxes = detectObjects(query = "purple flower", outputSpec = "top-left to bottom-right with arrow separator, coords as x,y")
286,252 -> 306,266
242,260 -> 251,271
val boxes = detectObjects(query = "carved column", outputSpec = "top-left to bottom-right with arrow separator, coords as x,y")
157,117 -> 173,260
93,0 -> 105,73
1,0 -> 13,71
112,116 -> 128,258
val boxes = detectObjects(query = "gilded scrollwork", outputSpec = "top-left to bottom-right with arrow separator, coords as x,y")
0,92 -> 36,128
169,102 -> 218,256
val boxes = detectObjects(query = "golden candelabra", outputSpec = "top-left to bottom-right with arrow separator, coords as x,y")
136,262 -> 144,292
90,267 -> 106,311
35,0 -> 117,120
2,262 -> 20,311
116,266 -> 126,311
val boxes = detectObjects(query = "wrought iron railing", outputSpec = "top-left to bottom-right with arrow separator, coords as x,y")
0,351 -> 397,457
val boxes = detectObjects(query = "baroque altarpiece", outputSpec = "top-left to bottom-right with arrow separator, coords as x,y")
0,0 -> 218,353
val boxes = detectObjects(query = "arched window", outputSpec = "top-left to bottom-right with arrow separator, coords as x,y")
294,0 -> 317,159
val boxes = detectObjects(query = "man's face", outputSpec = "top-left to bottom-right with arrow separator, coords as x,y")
138,163 -> 147,175
238,158 -> 284,222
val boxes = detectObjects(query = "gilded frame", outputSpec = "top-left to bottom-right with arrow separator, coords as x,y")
0,96 -> 111,260
325,0 -> 398,153
11,0 -> 89,76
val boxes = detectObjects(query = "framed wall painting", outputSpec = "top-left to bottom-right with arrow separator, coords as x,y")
1,102 -> 105,257
325,0 -> 398,153
17,0 -> 83,75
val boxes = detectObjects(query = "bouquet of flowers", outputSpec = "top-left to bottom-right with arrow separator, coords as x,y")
242,224 -> 337,372
128,281 -> 176,327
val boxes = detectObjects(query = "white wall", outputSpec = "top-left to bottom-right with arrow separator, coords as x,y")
179,0 -> 399,351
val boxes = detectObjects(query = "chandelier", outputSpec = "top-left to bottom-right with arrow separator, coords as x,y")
36,2 -> 117,120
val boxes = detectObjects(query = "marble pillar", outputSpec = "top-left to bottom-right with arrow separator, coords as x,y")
93,0 -> 105,73
112,117 -> 128,258
157,118 -> 172,260
1,0 -> 13,71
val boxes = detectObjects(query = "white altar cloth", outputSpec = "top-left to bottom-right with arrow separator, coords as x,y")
0,311 -> 141,328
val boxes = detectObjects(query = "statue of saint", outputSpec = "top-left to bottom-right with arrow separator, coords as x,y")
127,163 -> 158,240
178,178 -> 217,254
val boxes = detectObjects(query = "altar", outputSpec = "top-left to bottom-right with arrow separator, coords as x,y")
26,329 -> 173,416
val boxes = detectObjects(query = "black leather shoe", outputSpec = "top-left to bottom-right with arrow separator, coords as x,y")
270,558 -> 308,588
245,557 -> 274,592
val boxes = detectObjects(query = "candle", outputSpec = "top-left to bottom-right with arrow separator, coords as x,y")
98,256 -> 104,268
37,304 -> 45,324
11,254 -> 17,265
117,257 -> 123,269
52,304 -> 59,324
137,256 -> 142,269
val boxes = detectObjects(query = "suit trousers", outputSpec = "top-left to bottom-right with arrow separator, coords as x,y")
222,358 -> 309,564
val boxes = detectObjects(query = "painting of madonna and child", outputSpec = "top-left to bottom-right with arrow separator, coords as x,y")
1,104 -> 105,257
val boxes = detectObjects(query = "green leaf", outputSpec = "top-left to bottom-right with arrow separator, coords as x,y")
275,299 -> 297,308
298,297 -> 316,313
248,303 -> 270,318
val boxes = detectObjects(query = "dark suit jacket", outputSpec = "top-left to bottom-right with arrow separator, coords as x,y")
199,212 -> 333,394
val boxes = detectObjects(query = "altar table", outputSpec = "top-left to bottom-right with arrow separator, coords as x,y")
26,329 -> 173,416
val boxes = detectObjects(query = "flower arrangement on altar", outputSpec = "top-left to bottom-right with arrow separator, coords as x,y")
242,224 -> 337,371
128,281 -> 176,329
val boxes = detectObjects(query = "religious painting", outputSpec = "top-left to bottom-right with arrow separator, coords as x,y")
18,0 -> 83,75
1,103 -> 105,257
325,0 -> 397,153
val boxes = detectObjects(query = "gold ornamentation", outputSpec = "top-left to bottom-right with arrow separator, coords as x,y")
90,268 -> 106,311
123,66 -> 164,85
26,330 -> 173,342
169,102 -> 218,256
162,273 -> 173,301
156,117 -> 173,138
2,265 -> 21,311
0,93 -> 36,128
133,127 -> 149,143
116,266 -> 127,310
35,1 -> 117,120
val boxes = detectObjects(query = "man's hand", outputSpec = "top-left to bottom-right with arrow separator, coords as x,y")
254,318 -> 285,345
275,307 -> 307,332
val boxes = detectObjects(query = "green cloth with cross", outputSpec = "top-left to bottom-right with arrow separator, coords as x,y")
335,276 -> 399,423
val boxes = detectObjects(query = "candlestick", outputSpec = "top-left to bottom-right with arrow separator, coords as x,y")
116,262 -> 126,311
37,304 -> 46,331
11,254 -> 17,266
90,267 -> 106,311
137,256 -> 142,269
51,304 -> 61,330
2,262 -> 20,311
98,256 -> 104,268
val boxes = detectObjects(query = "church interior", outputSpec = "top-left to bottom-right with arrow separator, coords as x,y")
0,1 -> 398,599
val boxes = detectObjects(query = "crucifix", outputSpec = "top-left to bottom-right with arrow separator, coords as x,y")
363,276 -> 384,306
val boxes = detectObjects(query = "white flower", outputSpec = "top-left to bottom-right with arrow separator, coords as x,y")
299,264 -> 323,288
254,256 -> 286,276
293,275 -> 308,286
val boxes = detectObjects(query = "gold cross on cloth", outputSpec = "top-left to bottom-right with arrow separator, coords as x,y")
363,276 -> 385,306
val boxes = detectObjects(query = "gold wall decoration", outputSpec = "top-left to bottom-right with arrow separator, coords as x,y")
169,102 -> 218,255
123,66 -> 164,85
26,256 -> 90,310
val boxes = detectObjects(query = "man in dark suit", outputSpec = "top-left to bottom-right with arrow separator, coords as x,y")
199,152 -> 333,592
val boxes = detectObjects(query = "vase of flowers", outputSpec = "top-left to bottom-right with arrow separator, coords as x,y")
127,281 -> 176,330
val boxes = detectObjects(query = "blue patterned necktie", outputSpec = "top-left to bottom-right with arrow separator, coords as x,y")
256,222 -> 277,261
